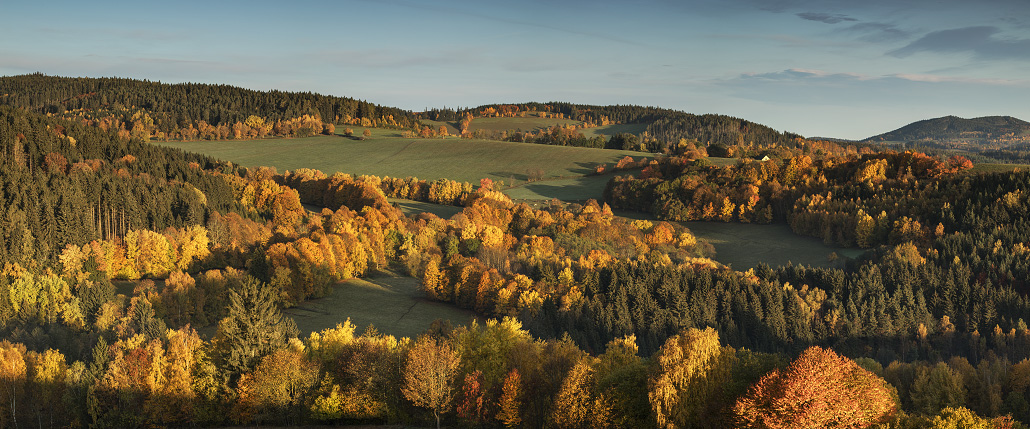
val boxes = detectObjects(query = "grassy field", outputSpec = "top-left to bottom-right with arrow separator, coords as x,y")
159,130 -> 643,190
613,209 -> 863,269
582,123 -> 649,137
971,163 -> 1026,173
503,174 -> 624,201
680,221 -> 864,270
389,198 -> 464,218
284,268 -> 477,338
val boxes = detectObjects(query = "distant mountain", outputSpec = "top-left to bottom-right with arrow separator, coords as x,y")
863,115 -> 1030,144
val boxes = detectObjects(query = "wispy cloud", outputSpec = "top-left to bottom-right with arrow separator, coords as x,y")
796,12 -> 857,24
888,73 -> 1028,86
841,22 -> 911,42
731,68 -> 1029,87
888,26 -> 1030,60
740,68 -> 870,82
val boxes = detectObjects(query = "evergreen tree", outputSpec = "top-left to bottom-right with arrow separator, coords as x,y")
215,276 -> 298,376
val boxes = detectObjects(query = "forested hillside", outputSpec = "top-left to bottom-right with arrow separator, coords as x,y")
0,74 -> 420,140
865,115 -> 1030,144
420,102 -> 805,151
0,76 -> 1027,428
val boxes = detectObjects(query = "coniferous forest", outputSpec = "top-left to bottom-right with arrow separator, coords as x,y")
0,75 -> 1028,428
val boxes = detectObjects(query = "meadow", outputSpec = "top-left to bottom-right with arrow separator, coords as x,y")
159,128 -> 647,199
284,268 -> 477,338
971,162 -> 1025,173
679,221 -> 864,270
582,123 -> 649,137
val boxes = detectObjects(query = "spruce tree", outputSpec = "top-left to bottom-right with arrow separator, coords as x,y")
215,276 -> 298,376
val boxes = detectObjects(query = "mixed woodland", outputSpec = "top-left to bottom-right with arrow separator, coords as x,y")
0,75 -> 1027,428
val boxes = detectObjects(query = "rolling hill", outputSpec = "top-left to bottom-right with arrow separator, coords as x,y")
863,115 -> 1030,145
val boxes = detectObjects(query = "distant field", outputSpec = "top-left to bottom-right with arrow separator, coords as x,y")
284,269 -> 477,339
706,157 -> 739,167
972,163 -> 1026,173
680,221 -> 864,270
158,130 -> 643,189
389,198 -> 464,218
582,123 -> 649,138
503,173 -> 629,201
613,210 -> 863,270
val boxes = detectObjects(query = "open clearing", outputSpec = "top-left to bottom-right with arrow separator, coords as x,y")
582,123 -> 649,137
284,268 -> 477,339
680,221 -> 865,270
389,198 -> 464,219
614,209 -> 863,270
972,163 -> 1026,173
503,174 -> 625,201
159,130 -> 643,187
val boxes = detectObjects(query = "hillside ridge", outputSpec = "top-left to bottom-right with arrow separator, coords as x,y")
864,114 -> 1030,143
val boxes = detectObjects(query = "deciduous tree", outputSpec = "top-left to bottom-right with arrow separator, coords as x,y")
402,336 -> 460,429
733,346 -> 897,428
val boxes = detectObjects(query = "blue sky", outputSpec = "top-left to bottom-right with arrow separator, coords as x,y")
2,0 -> 1028,139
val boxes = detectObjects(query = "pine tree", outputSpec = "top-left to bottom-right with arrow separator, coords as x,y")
215,276 -> 298,376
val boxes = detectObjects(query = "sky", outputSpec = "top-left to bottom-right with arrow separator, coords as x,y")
2,0 -> 1029,140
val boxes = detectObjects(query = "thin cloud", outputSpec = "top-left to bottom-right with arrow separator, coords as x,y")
741,68 -> 869,81
842,22 -> 911,43
888,26 -> 1030,60
728,68 -> 1029,89
889,73 -> 1028,86
797,12 -> 857,24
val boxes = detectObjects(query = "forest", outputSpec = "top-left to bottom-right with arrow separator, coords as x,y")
0,75 -> 1027,428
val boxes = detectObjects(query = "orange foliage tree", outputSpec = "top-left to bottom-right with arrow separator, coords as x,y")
733,346 -> 897,428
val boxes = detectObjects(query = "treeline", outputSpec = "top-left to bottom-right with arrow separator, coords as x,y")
0,73 -> 420,139
0,305 -> 1020,428
419,102 -> 805,150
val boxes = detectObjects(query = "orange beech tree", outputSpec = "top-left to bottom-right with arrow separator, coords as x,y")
733,346 -> 898,428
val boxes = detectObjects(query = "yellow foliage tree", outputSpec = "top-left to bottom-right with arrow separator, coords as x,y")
402,336 -> 461,429
649,327 -> 736,428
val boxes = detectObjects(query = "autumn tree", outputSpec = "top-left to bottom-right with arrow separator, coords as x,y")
733,346 -> 897,428
551,360 -> 605,428
26,348 -> 67,428
649,327 -> 736,428
0,342 -> 27,429
243,343 -> 319,425
496,368 -> 522,428
456,370 -> 488,426
928,406 -> 1015,429
402,335 -> 461,429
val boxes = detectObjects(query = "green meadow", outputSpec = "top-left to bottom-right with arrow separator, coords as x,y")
158,128 -> 647,199
284,268 -> 477,339
972,162 -> 1025,174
